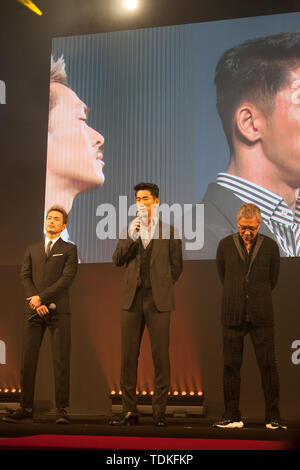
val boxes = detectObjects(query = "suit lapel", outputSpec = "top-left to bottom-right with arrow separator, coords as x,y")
232,233 -> 264,275
40,240 -> 47,260
232,233 -> 245,262
42,237 -> 63,260
150,220 -> 162,266
247,234 -> 264,276
50,237 -> 63,256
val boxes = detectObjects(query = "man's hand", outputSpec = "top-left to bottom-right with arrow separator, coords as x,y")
129,218 -> 141,233
27,295 -> 42,310
128,218 -> 142,240
36,305 -> 49,317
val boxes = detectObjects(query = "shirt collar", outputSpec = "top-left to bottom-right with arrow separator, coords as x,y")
45,235 -> 60,247
150,216 -> 159,228
217,172 -> 300,225
139,216 -> 159,241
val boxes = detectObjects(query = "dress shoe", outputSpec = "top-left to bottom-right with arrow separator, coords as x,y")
56,408 -> 70,424
153,414 -> 167,427
266,420 -> 287,430
2,407 -> 33,423
109,411 -> 139,426
212,419 -> 244,429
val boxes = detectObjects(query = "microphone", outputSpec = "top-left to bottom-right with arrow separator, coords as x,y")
27,303 -> 56,321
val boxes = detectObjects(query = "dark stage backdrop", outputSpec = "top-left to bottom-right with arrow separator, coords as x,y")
0,259 -> 299,419
0,1 -> 300,420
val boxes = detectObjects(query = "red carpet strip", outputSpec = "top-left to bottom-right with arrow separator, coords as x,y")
0,435 -> 292,450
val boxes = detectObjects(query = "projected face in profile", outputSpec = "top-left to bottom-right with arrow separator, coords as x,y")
45,81 -> 105,213
48,82 -> 105,187
260,67 -> 300,186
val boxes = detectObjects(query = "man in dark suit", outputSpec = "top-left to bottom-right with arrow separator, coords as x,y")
213,203 -> 286,430
3,205 -> 78,424
110,183 -> 183,427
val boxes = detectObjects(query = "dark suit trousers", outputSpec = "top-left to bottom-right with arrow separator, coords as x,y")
222,322 -> 280,422
120,287 -> 170,417
21,311 -> 71,409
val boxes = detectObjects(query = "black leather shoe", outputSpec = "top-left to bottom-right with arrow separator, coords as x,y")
153,414 -> 167,427
2,407 -> 33,423
56,408 -> 70,424
109,411 -> 139,426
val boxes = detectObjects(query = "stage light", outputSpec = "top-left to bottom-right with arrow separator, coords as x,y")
0,388 -> 22,408
17,0 -> 43,16
109,390 -> 205,416
123,0 -> 138,10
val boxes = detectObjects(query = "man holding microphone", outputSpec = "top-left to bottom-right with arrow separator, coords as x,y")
111,183 -> 183,427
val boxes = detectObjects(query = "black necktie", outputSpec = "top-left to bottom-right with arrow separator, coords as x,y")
46,240 -> 53,257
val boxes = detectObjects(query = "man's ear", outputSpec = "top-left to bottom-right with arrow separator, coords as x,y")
234,103 -> 264,144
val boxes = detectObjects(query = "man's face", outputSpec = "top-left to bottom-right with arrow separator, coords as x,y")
45,210 -> 67,238
47,82 -> 105,192
136,190 -> 159,221
238,216 -> 260,244
261,66 -> 300,186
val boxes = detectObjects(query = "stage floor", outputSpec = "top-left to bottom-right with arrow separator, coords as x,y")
0,415 -> 299,451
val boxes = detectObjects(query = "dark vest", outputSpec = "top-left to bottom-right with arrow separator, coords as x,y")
138,238 -> 153,288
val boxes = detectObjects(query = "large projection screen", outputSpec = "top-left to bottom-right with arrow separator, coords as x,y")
45,12 -> 300,263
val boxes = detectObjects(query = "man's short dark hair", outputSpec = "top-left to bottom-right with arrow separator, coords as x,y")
134,182 -> 159,199
46,205 -> 68,225
215,32 -> 300,151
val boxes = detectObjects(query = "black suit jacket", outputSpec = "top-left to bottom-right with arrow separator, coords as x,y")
20,238 -> 78,314
184,183 -> 286,260
216,233 -> 280,327
112,221 -> 183,312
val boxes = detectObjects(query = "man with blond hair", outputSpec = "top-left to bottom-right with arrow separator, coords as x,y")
213,203 -> 286,430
